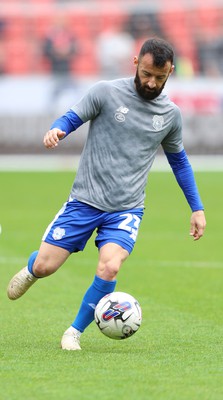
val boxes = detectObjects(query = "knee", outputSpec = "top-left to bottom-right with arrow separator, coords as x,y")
33,255 -> 53,277
97,259 -> 120,281
97,244 -> 129,281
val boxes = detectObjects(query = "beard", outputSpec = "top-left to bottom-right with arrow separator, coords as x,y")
134,70 -> 167,101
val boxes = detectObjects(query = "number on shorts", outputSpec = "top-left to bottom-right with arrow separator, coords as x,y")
118,213 -> 141,242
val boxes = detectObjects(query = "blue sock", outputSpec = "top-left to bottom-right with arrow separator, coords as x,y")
72,275 -> 116,333
27,250 -> 39,278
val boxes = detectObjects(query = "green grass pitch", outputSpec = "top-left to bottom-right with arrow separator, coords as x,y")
0,171 -> 223,400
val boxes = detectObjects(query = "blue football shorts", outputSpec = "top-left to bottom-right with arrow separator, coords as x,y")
42,198 -> 144,254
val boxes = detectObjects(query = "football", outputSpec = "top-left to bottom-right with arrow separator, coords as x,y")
94,291 -> 142,340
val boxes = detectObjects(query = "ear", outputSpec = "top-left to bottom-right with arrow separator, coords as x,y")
170,65 -> 175,75
133,56 -> 139,68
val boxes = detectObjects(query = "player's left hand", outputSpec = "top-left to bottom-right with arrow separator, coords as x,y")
190,210 -> 206,241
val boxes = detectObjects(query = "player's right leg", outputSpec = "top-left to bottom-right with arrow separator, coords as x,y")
7,242 -> 70,300
7,198 -> 86,301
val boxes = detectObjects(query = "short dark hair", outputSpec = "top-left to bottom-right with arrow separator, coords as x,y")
138,37 -> 174,67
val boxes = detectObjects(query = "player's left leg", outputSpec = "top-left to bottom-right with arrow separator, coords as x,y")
61,243 -> 129,350
61,207 -> 144,350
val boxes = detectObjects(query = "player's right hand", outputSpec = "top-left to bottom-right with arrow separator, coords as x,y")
43,128 -> 66,149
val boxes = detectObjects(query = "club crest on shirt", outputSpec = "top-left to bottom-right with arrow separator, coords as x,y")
152,115 -> 164,131
52,227 -> 66,240
114,106 -> 129,122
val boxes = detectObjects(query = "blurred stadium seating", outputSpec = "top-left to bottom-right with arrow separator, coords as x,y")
0,0 -> 223,157
1,0 -> 223,76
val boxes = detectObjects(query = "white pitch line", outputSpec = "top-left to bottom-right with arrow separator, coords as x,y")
0,256 -> 27,265
146,260 -> 223,269
0,256 -> 222,269
0,155 -> 223,172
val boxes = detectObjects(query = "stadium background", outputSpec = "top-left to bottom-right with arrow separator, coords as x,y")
0,0 -> 223,166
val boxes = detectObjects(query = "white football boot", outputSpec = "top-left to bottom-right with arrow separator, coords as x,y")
7,266 -> 38,300
61,326 -> 81,350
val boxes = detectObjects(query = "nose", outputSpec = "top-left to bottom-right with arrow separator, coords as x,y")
147,77 -> 156,89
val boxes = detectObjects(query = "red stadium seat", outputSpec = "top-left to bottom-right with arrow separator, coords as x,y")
4,38 -> 37,74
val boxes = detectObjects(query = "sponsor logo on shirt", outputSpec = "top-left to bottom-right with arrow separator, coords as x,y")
114,106 -> 129,122
152,115 -> 164,131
